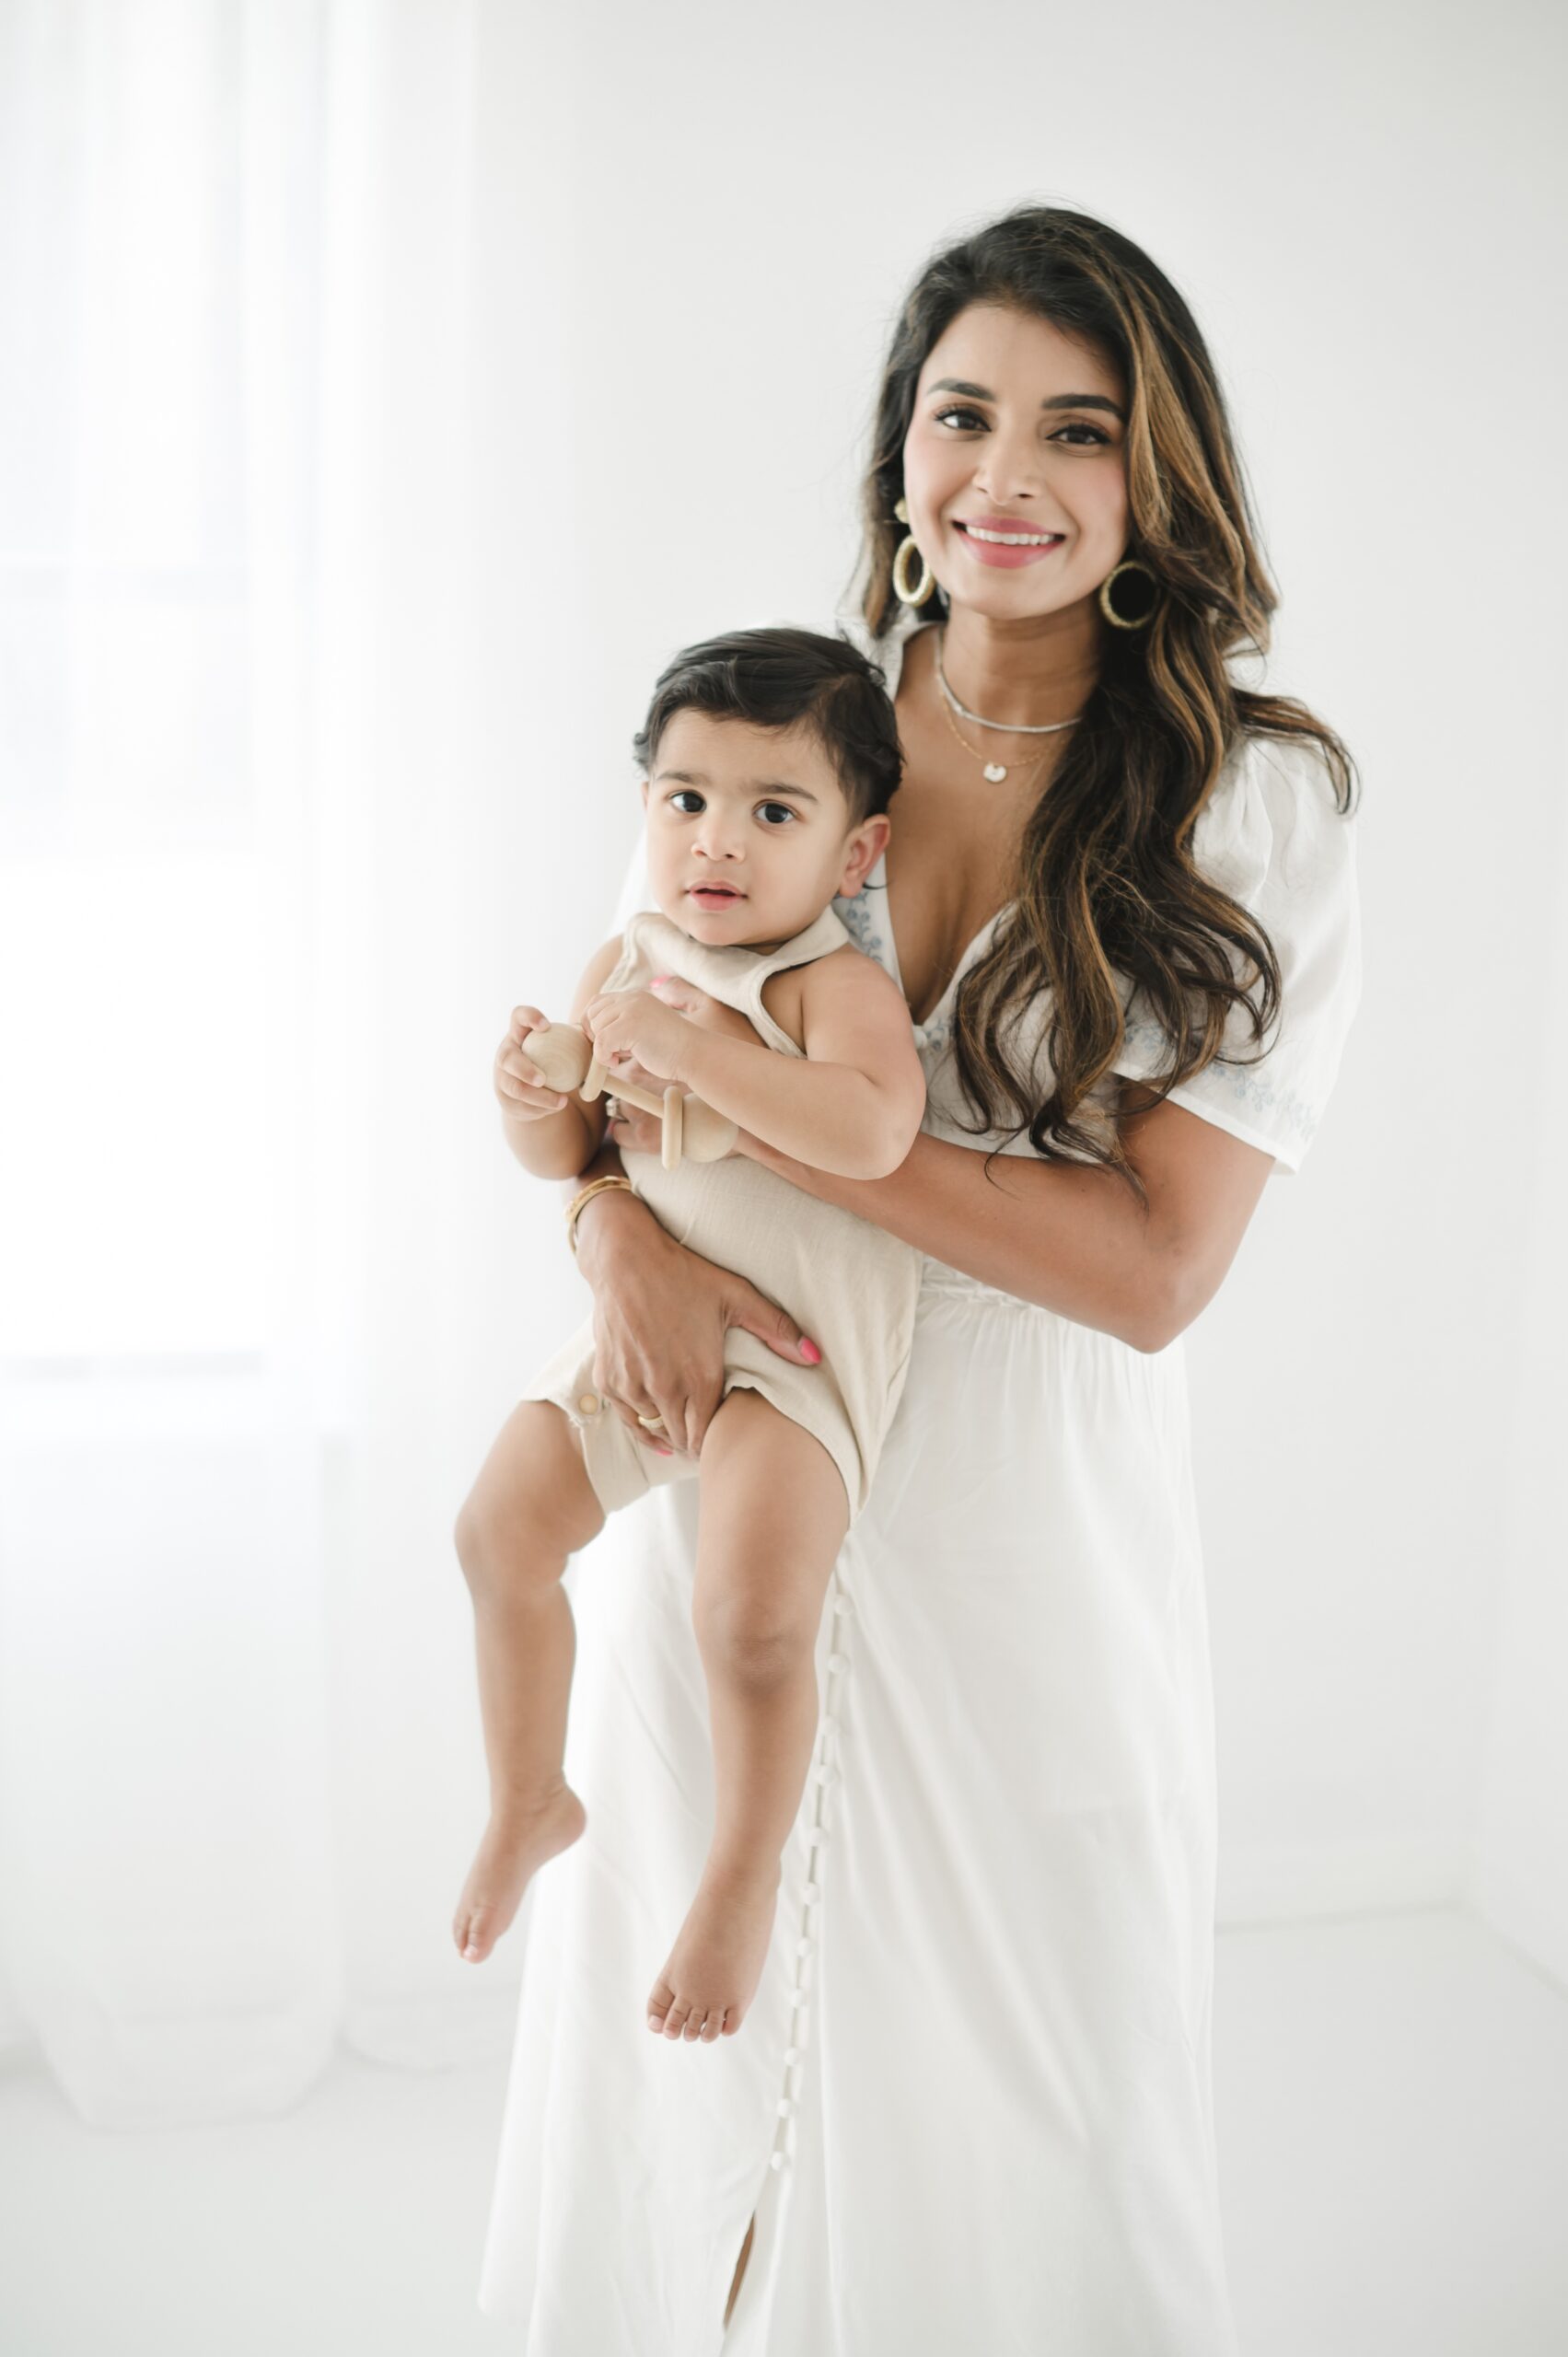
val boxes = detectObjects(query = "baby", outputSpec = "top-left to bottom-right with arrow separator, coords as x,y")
452,626 -> 928,2044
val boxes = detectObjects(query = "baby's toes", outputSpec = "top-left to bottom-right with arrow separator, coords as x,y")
461,1908 -> 495,1964
662,1994 -> 695,2041
698,2009 -> 725,2043
647,1976 -> 677,2033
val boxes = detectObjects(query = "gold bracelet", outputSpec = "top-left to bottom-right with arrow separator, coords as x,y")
564,1173 -> 635,1258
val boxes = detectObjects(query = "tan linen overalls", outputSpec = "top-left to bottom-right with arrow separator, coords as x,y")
518,902 -> 923,1524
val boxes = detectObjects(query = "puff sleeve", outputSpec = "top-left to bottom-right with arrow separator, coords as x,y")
1110,731 -> 1362,1177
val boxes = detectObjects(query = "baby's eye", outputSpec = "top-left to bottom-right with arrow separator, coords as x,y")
759,803 -> 796,827
668,790 -> 704,813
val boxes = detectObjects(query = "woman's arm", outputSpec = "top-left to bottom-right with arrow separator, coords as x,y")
610,1082 -> 1273,1353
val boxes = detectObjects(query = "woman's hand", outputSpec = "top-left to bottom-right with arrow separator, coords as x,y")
578,971 -> 819,1454
575,1193 -> 821,1459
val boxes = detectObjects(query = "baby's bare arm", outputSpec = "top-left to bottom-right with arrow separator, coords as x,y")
677,947 -> 925,1179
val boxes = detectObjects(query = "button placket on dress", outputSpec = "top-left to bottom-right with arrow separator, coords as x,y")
766,1573 -> 854,2177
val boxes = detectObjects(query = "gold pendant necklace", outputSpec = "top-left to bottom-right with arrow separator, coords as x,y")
933,625 -> 1086,777
935,679 -> 1052,784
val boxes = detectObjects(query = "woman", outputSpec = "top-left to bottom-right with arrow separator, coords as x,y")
474,203 -> 1361,2355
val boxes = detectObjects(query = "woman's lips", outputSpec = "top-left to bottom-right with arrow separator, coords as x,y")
954,521 -> 1065,570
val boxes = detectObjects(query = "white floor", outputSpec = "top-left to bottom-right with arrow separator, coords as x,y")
1,1906 -> 1564,2356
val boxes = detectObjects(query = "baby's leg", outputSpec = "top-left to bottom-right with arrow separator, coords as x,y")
647,1388 -> 849,2043
451,1399 -> 606,1962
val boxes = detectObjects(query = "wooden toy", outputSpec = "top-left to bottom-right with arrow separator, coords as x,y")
522,1021 -> 738,1172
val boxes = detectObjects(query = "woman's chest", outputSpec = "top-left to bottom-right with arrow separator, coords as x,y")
881,650 -> 1061,1028
881,764 -> 1034,1027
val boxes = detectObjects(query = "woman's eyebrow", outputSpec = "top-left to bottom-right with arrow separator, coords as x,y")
928,376 -> 1126,422
655,768 -> 821,806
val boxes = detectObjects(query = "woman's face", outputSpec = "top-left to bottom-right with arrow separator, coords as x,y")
900,302 -> 1131,625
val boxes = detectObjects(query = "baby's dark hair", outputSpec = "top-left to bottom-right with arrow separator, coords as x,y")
632,625 -> 903,828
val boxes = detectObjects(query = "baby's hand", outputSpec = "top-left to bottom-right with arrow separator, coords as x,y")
582,986 -> 698,1086
645,974 -> 766,1051
493,1004 -> 573,1123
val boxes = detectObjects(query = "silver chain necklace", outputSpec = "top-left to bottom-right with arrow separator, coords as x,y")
934,623 -> 1086,744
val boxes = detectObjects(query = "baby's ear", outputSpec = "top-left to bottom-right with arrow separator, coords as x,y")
639,777 -> 649,806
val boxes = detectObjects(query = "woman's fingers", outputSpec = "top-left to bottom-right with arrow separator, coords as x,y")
606,1103 -> 666,1155
593,1344 -> 685,1457
722,1275 -> 821,1367
602,1389 -> 682,1457
679,1393 -> 708,1457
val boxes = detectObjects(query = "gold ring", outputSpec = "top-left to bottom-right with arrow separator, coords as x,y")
635,1411 -> 667,1432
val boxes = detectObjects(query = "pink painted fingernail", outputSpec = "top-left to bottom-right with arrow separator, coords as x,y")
651,975 -> 668,986
801,1338 -> 821,1364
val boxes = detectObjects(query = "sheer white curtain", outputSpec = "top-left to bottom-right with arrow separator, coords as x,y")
0,0 -> 588,2123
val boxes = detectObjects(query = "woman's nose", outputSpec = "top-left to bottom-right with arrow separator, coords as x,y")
972,430 -> 1045,505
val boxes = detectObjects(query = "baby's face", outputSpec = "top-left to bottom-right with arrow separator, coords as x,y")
640,709 -> 885,947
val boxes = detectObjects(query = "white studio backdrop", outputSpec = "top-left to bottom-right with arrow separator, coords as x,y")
0,0 -> 1562,2127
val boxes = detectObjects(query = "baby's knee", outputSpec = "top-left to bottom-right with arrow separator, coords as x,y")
695,1589 -> 818,1689
454,1403 -> 602,1590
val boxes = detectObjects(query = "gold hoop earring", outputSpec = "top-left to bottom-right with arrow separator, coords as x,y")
1098,558 -> 1160,632
892,495 -> 935,608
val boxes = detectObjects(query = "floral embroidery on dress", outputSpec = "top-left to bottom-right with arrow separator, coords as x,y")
832,887 -> 891,976
1119,1008 -> 1317,1153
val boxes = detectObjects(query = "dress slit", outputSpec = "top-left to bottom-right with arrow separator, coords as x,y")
721,1559 -> 855,2345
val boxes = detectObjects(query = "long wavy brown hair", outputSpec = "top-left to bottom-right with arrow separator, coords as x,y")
856,203 -> 1359,1201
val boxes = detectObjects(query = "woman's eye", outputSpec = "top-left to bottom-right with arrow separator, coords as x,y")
759,804 -> 796,827
668,790 -> 703,814
934,404 -> 986,431
1052,422 -> 1110,447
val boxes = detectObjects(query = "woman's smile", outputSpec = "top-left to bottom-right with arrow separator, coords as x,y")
900,302 -> 1131,619
953,515 -> 1067,569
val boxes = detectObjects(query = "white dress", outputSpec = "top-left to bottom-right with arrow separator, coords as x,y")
477,610 -> 1363,2355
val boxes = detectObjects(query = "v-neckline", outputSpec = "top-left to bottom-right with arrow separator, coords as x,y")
869,611 -> 1016,1032
876,849 -> 1015,1032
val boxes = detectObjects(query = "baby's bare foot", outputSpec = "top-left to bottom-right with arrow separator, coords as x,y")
646,1859 -> 782,2043
453,1783 -> 586,1963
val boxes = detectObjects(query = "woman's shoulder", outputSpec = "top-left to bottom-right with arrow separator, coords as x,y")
1192,723 -> 1357,911
830,593 -> 925,698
